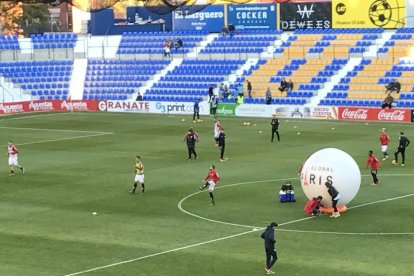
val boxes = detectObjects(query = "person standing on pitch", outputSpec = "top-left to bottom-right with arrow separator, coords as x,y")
366,150 -> 381,186
379,128 -> 390,160
325,182 -> 341,218
218,128 -> 226,162
193,99 -> 200,122
199,165 -> 220,206
213,116 -> 222,146
7,141 -> 25,176
131,155 -> 145,194
393,131 -> 410,167
270,114 -> 280,142
261,222 -> 278,275
183,127 -> 199,160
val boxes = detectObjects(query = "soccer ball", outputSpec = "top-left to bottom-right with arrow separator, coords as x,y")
246,122 -> 251,126
369,0 -> 392,27
392,160 -> 397,164
243,122 -> 248,126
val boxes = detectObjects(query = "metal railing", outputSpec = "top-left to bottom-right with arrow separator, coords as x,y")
1,83 -> 15,103
0,37 -> 412,62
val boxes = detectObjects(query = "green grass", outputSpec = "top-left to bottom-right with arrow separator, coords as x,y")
0,112 -> 413,276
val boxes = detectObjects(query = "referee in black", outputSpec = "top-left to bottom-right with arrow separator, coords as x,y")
270,114 -> 280,142
218,128 -> 226,162
183,128 -> 199,160
261,222 -> 278,275
394,131 -> 410,167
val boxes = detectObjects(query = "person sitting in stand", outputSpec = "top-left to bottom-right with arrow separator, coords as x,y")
278,78 -> 287,93
136,92 -> 143,101
175,38 -> 183,50
221,25 -> 228,37
385,79 -> 396,94
393,79 -> 401,93
286,79 -> 294,93
228,23 -> 235,38
163,44 -> 171,58
382,93 -> 394,109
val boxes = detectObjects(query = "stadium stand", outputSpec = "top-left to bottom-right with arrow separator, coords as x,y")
0,35 -> 20,50
0,60 -> 72,100
84,59 -> 171,100
117,31 -> 205,55
31,33 -> 78,49
200,30 -> 282,55
2,28 -> 414,108
144,59 -> 245,102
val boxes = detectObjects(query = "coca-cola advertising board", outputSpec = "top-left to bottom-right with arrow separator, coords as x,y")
338,107 -> 412,123
0,100 -> 99,115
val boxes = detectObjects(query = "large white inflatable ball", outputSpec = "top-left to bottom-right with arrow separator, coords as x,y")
300,148 -> 361,207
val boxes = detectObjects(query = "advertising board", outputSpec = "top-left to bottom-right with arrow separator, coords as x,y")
173,5 -> 225,32
280,1 -> 332,30
332,0 -> 405,29
338,107 -> 411,122
227,4 -> 277,30
0,100 -> 99,115
102,101 -> 209,115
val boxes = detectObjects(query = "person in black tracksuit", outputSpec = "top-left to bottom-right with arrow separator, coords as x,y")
270,114 -> 280,142
325,182 -> 341,218
193,100 -> 200,122
183,128 -> 199,160
218,128 -> 226,162
394,131 -> 410,167
261,222 -> 278,275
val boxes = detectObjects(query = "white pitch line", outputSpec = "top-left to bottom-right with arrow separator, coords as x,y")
277,229 -> 414,236
62,216 -> 314,276
178,174 -> 414,229
64,174 -> 414,276
0,112 -> 68,121
0,133 -> 112,148
0,126 -> 112,135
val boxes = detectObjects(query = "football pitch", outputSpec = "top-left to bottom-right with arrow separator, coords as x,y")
0,112 -> 413,276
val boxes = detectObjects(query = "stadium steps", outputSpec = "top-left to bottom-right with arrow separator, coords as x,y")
228,58 -> 259,84
70,59 -> 88,100
364,31 -> 393,58
135,58 -> 183,99
309,58 -> 361,107
186,33 -> 218,58
261,32 -> 290,58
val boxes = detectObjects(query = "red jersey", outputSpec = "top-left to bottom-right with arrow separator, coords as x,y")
366,155 -> 380,170
304,198 -> 320,215
204,169 -> 220,182
8,144 -> 18,155
379,133 -> 390,145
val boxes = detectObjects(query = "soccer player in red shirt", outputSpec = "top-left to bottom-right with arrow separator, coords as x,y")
379,128 -> 390,161
7,141 -> 25,176
199,165 -> 220,205
366,150 -> 381,186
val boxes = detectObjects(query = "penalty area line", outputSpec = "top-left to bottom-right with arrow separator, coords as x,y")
0,126 -> 113,135
0,133 -> 113,148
